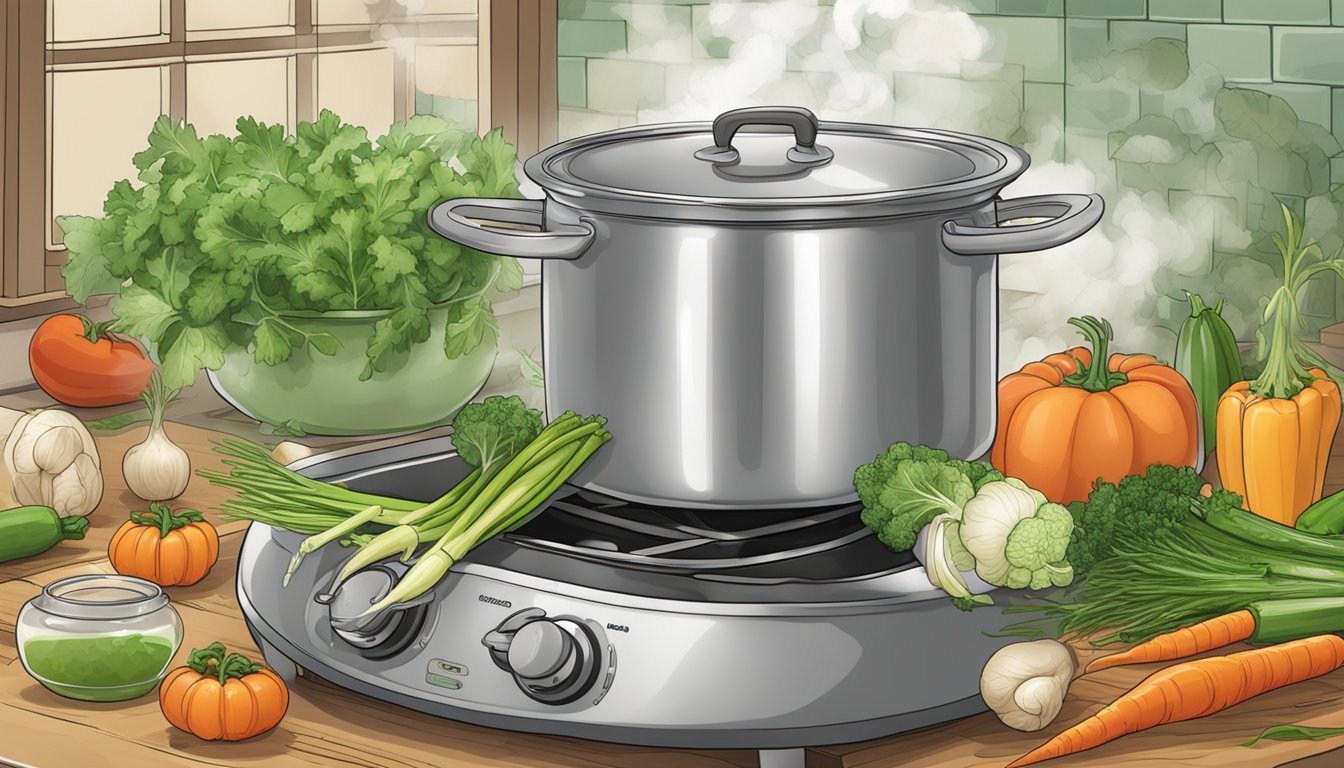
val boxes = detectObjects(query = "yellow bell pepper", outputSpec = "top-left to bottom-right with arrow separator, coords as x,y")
1217,372 -> 1340,525
1215,203 -> 1344,526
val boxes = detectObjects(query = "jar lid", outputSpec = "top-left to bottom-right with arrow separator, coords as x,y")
524,105 -> 1029,222
32,574 -> 170,620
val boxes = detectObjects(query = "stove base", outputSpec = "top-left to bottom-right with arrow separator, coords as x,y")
237,441 -> 1021,754
237,523 -> 1009,751
243,584 -> 988,750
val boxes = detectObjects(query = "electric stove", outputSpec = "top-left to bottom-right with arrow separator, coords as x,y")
236,435 -> 1017,766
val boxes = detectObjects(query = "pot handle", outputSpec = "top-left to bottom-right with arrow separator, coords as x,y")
428,198 -> 595,260
694,106 -> 834,167
942,193 -> 1104,255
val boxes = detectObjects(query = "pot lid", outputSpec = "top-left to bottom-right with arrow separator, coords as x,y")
524,106 -> 1029,221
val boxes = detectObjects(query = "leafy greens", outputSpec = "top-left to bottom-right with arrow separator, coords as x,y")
59,111 -> 524,388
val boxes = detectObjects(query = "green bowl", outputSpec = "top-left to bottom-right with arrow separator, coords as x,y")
208,305 -> 497,436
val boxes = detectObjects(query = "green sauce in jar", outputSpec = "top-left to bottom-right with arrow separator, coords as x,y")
22,633 -> 176,701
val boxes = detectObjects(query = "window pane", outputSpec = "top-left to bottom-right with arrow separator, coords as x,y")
316,0 -> 475,25
415,45 -> 476,101
422,0 -> 476,12
49,0 -> 166,44
51,67 -> 166,232
186,0 -> 292,31
414,45 -> 477,131
187,58 -> 292,137
317,48 -> 395,138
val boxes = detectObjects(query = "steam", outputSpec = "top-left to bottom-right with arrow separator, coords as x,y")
350,0 -> 432,62
594,0 -> 1244,373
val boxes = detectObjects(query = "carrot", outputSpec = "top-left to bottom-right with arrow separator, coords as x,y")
1006,634 -> 1344,767
1084,610 -> 1255,673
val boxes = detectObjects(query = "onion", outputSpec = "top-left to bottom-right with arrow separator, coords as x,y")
122,371 -> 190,501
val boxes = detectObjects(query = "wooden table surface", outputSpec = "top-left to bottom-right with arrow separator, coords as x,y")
3,419 -> 1344,768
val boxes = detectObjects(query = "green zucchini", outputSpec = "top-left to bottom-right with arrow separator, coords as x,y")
1198,500 -> 1344,560
1297,491 -> 1344,535
1249,597 -> 1344,644
0,506 -> 89,562
1174,291 -> 1244,451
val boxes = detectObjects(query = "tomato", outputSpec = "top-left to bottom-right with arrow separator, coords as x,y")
28,314 -> 154,407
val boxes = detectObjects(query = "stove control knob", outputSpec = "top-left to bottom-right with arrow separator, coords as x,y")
508,620 -> 575,680
483,610 -> 604,705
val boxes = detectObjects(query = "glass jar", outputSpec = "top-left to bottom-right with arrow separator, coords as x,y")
17,574 -> 183,702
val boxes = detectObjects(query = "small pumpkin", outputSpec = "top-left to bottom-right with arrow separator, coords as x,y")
160,642 -> 289,741
108,502 -> 219,586
992,315 -> 1200,504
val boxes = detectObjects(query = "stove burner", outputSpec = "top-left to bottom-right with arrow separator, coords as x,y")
293,436 -> 918,603
507,491 -> 870,572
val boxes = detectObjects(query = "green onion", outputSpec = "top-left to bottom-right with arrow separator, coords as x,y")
200,405 -> 611,612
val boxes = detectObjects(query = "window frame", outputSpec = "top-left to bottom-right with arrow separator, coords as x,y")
0,0 -> 555,318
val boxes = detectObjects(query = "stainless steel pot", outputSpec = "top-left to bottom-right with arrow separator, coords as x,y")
429,106 -> 1103,510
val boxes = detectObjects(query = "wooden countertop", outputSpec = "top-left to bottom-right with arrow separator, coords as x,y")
3,420 -> 1344,768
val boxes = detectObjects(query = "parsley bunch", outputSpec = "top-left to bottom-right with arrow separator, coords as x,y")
58,110 -> 524,388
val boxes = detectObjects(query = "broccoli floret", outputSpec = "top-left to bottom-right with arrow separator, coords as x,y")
854,442 -> 950,502
1065,463 -> 1219,577
853,441 -> 1002,552
955,459 -> 1005,491
450,395 -> 544,475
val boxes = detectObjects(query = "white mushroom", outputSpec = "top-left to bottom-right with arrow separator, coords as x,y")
980,639 -> 1076,732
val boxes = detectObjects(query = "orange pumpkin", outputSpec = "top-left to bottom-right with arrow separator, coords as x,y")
992,316 -> 1200,504
108,503 -> 219,586
160,642 -> 289,741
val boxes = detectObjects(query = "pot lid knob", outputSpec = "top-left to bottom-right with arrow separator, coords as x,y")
693,106 -> 834,167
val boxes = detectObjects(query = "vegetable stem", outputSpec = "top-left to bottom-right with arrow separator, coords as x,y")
1249,203 -> 1344,399
1061,315 -> 1128,392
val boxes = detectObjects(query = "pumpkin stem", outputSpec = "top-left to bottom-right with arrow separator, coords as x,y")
130,502 -> 206,539
186,643 -> 266,685
1061,315 -> 1129,392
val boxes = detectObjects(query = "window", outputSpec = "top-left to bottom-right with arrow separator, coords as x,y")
0,0 -> 555,317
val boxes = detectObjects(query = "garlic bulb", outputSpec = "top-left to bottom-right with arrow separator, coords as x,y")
123,371 -> 190,501
980,639 -> 1076,732
3,408 -> 103,517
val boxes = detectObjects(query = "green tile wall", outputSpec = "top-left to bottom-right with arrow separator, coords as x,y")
1187,24 -> 1271,81
558,57 -> 587,108
1148,0 -> 1220,21
1223,0 -> 1330,24
1242,83 -> 1335,126
1065,0 -> 1146,18
1334,88 -> 1344,146
1065,18 -> 1109,64
999,0 -> 1063,16
556,0 -> 1344,330
1110,20 -> 1187,42
557,19 -> 626,57
978,16 -> 1065,81
1275,28 -> 1344,85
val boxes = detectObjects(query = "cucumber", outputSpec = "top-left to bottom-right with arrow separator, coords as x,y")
1174,292 -> 1244,451
1297,491 -> 1344,535
0,506 -> 89,562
